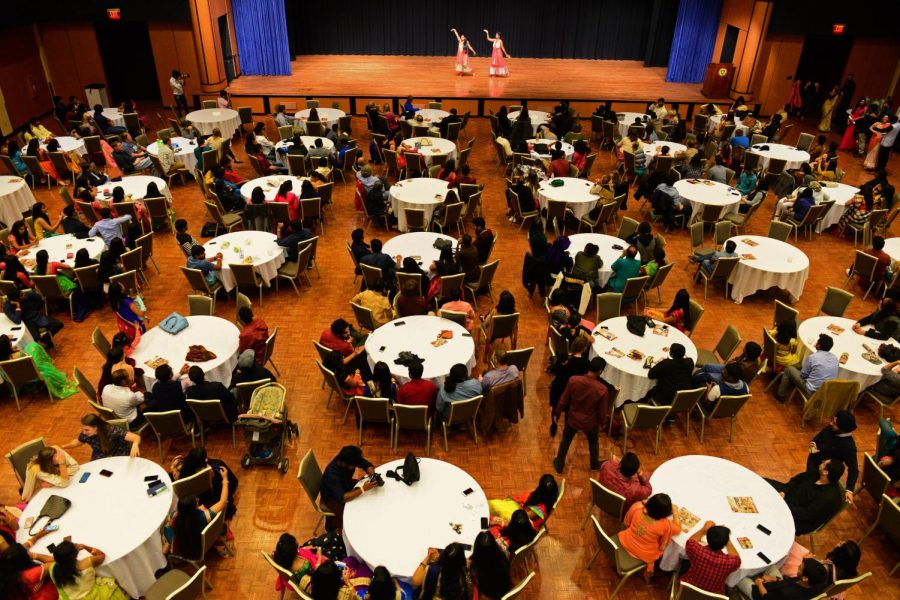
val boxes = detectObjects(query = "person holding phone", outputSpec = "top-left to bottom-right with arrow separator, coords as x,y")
320,446 -> 375,531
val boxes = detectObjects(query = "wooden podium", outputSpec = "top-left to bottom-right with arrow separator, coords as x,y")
701,63 -> 734,98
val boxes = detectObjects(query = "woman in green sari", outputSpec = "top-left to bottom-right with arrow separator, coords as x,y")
0,334 -> 78,399
818,86 -> 840,132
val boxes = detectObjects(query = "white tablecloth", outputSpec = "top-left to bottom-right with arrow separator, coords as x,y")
674,179 -> 742,223
274,136 -> 335,165
240,175 -> 308,202
508,110 -> 550,135
402,137 -> 458,166
617,112 -> 649,137
390,178 -> 451,232
708,114 -> 743,136
185,108 -> 241,137
749,143 -> 810,171
727,236 -> 809,304
797,316 -> 884,391
343,458 -> 487,579
102,108 -> 125,128
43,136 -> 85,155
19,234 -> 105,272
815,183 -> 860,232
146,137 -> 198,174
17,457 -> 172,598
589,316 -> 697,405
643,141 -> 687,157
0,176 -> 37,226
407,108 -> 449,125
527,138 -> 574,160
0,313 -> 35,348
364,315 -> 475,386
294,108 -> 345,131
649,455 -> 795,587
537,177 -> 599,220
567,233 -> 636,287
884,238 -> 900,263
383,232 -> 456,268
203,231 -> 286,292
96,175 -> 172,202
130,316 -> 240,389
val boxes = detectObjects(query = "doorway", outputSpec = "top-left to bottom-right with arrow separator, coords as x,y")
94,20 -> 161,103
794,34 -> 853,93
218,15 -> 237,82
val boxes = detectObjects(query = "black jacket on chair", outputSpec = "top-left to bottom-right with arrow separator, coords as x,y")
646,357 -> 695,405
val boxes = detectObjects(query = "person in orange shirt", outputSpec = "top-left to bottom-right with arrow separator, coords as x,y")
617,493 -> 682,576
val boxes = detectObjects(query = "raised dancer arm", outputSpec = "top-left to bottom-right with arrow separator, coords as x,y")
483,29 -> 494,43
451,28 -> 461,42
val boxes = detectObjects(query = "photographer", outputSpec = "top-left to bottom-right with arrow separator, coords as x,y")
169,70 -> 189,117
320,445 -> 375,532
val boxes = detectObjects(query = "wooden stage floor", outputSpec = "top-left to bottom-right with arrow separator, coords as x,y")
227,55 -> 722,102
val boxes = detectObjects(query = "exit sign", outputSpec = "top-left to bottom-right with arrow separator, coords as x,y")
832,23 -> 845,34
107,8 -> 121,20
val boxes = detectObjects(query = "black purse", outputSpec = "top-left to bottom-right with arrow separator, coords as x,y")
387,452 -> 420,486
626,315 -> 649,337
28,494 -> 71,535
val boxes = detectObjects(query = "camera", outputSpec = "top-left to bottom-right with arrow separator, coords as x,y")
369,472 -> 385,487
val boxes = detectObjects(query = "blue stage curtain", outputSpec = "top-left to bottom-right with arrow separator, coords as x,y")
232,0 -> 291,76
666,0 -> 722,83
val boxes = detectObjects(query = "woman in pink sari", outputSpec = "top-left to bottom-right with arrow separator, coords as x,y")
451,28 -> 476,75
99,139 -> 123,180
788,79 -> 803,115
484,30 -> 510,77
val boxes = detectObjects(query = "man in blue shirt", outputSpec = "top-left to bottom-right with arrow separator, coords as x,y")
92,104 -> 126,135
691,240 -> 738,275
320,445 -> 375,531
776,334 -> 839,401
88,208 -> 132,246
187,245 -> 223,285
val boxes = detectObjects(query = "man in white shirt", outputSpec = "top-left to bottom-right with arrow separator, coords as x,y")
274,105 -> 290,128
649,98 -> 668,120
102,370 -> 145,426
169,69 -> 188,117
156,137 -> 185,176
876,115 -> 899,172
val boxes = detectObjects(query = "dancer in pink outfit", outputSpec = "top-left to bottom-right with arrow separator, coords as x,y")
451,28 -> 476,75
484,30 -> 510,77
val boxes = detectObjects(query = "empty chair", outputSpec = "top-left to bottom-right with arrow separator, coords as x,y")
621,403 -> 670,454
0,355 -> 52,411
843,251 -> 878,300
586,516 -> 646,599
143,566 -> 206,600
695,394 -> 751,443
818,286 -> 854,317
352,396 -> 394,446
392,403 -> 432,455
696,325 -> 741,367
143,410 -> 196,462
697,256 -> 739,300
186,399 -> 236,447
767,220 -> 793,242
187,294 -> 214,316
441,395 -> 482,451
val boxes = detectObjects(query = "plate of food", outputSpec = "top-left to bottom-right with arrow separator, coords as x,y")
627,349 -> 645,361
145,356 -> 168,369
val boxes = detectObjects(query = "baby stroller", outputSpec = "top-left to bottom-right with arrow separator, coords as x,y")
235,382 -> 297,473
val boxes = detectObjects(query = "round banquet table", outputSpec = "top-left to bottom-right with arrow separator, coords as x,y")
146,136 -> 199,173
797,316 -> 884,391
203,231 -> 286,292
401,137 -> 458,166
0,313 -> 35,348
708,114 -> 743,136
527,138 -> 574,160
407,108 -> 449,125
383,232 -> 457,269
17,457 -> 172,598
42,136 -> 85,155
674,178 -> 742,223
295,107 -> 345,131
102,107 -> 126,128
508,110 -> 550,135
589,316 -> 697,405
815,183 -> 861,232
749,143 -> 810,171
274,136 -> 335,165
343,458 -> 487,579
617,112 -> 649,137
365,315 -> 476,386
96,175 -> 172,202
240,175 -> 308,202
130,315 -> 241,389
884,237 -> 900,263
649,455 -> 795,587
18,234 -> 105,272
726,236 -> 809,304
0,176 -> 38,227
185,108 -> 241,137
390,178 -> 451,232
567,233 -> 639,287
537,177 -> 599,220
643,140 -> 688,157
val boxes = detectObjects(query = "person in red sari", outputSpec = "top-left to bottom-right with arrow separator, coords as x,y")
839,98 -> 868,151
484,30 -> 510,77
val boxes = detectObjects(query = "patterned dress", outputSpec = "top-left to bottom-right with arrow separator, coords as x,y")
490,40 -> 508,76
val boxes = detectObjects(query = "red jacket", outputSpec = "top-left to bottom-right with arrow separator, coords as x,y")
239,318 -> 269,365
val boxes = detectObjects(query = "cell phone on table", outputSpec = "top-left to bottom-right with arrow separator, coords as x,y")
481,517 -> 489,529
612,244 -> 623,250
462,487 -> 474,496
144,475 -> 159,482
79,472 -> 91,483
460,543 -> 472,551
756,524 -> 771,535
47,543 -> 57,554
99,469 -> 113,478
379,346 -> 386,352
10,326 -> 21,331
394,321 -> 406,326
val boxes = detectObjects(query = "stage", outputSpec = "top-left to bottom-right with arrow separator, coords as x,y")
224,55 -> 731,117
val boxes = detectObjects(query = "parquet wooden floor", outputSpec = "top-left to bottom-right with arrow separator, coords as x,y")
0,108 -> 896,599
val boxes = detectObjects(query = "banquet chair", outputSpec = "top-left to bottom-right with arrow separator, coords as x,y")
74,367 -> 98,403
464,260 -> 499,311
457,146 -> 472,170
621,403 -> 670,454
352,396 -> 395,447
493,140 -> 513,175
391,404 -> 432,455
0,280 -> 19,297
773,300 -> 799,329
297,449 -> 335,535
135,232 -> 160,275
784,203 -> 822,242
74,199 -> 101,224
397,272 -> 422,295
807,484 -> 851,553
205,201 -> 242,234
697,256 -> 739,300
188,295 -> 214,316
507,190 -> 538,231
691,114 -> 710,136
586,516 -> 646,599
579,153 -> 598,179
654,387 -> 705,437
32,275 -> 74,320
121,247 -> 149,288
817,286 -> 854,317
360,264 -> 383,291
858,493 -> 900,574
0,154 -> 32,184
404,208 -> 426,232
144,565 -> 206,600
842,211 -> 877,248
540,477 -> 565,534
0,355 -> 51,411
800,379 -> 859,427
350,302 -> 378,333
168,512 -> 222,590
262,327 -> 280,376
855,388 -> 899,420
695,325 -> 741,367
91,326 -> 111,359
643,262 -> 674,306
180,267 -> 225,309
432,202 -> 464,235
695,393 -> 750,443
820,573 -> 872,598
110,270 -> 141,296
672,581 -> 729,600
620,276 -> 649,313
441,395 -> 482,451
481,312 -> 519,351
749,134 -> 768,146
435,273 -> 465,308
48,152 -> 75,186
698,206 -> 723,234
114,201 -> 141,233
616,217 -> 640,242
581,478 -> 626,531
22,155 -> 52,188
333,147 -> 358,184
843,251 -> 878,300
595,293 -> 623,323
318,361 -> 352,415
156,128 -> 173,142
186,399 -> 236,448
172,465 -> 213,501
796,132 -> 814,151
168,118 -> 183,136
5,437 -> 45,487
764,157 -> 788,177
577,201 -> 611,233
362,200 -> 390,231
286,154 -> 309,177
247,154 -> 264,177
144,410 -> 197,463
439,309 -> 467,328
260,551 -> 296,600
277,125 -> 293,142
767,220 -> 792,242
855,453 -> 891,505
144,197 -> 175,231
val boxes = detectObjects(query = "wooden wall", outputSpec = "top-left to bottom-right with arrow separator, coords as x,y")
0,26 -> 53,132
751,34 -> 804,116
188,0 -> 237,92
148,22 -> 202,109
842,39 -> 900,101
37,23 -> 107,102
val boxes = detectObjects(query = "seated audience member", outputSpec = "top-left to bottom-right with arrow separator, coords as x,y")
319,318 -> 368,374
351,278 -> 393,329
852,296 -> 899,341
359,239 -> 397,286
436,363 -> 482,421
111,139 -> 152,174
276,221 -> 314,263
807,411 -> 858,502
147,363 -> 191,420
598,451 -> 652,511
412,544 -> 471,600
680,521 -> 741,596
571,243 -> 602,287
320,445 -> 375,531
21,446 -> 79,501
4,287 -> 64,347
644,288 -> 691,333
700,362 -> 748,411
605,245 -> 641,293
49,539 -> 129,599
480,349 -> 520,394
488,474 -> 559,531
490,509 -> 537,556
765,459 -> 846,535
736,557 -> 829,600
469,530 -> 512,600
175,219 -> 199,256
88,209 -> 132,246
185,366 -> 239,422
617,494 -> 681,574
187,245 -> 223,286
297,560 -> 357,600
552,357 -> 609,473
775,334 -> 839,401
770,320 -> 801,370
691,240 -> 738,276
707,156 -> 729,184
438,289 -> 476,331
645,343 -> 694,405
364,361 -> 397,401
694,341 -> 762,386
323,350 -> 365,396
108,281 -> 147,333
172,446 -> 239,521
862,359 -> 900,402
101,369 -> 145,427
395,279 -> 430,317
396,362 -> 437,416
472,217 -> 494,263
164,487 -> 231,558
779,540 -> 861,596
237,307 -> 269,365
61,414 -> 140,460
229,349 -> 277,390
447,163 -> 476,189
60,204 -> 90,238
